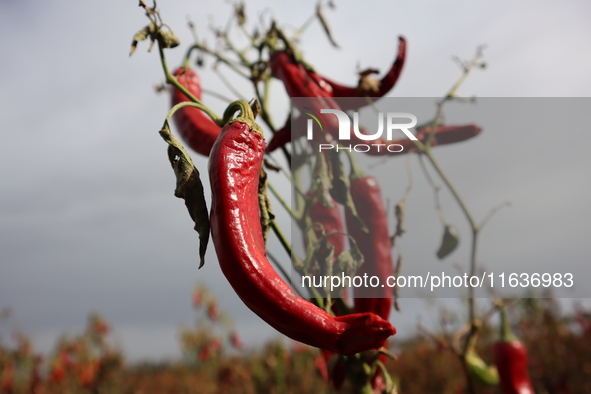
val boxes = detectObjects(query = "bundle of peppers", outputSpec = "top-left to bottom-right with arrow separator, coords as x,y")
160,24 -> 489,392
208,100 -> 396,356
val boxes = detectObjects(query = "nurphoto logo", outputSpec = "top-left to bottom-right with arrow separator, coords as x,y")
304,109 -> 417,152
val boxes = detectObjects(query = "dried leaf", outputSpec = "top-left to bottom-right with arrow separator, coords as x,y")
129,24 -> 153,56
159,128 -> 210,268
312,152 -> 334,209
335,237 -> 364,277
326,150 -> 367,232
235,2 -> 246,26
357,74 -> 381,95
258,168 -> 274,244
436,224 -> 459,260
316,3 -> 340,48
159,30 -> 181,49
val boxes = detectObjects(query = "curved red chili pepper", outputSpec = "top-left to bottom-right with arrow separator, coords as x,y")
345,173 -> 393,319
306,36 -> 407,111
170,67 -> 221,156
493,306 -> 535,394
344,162 -> 394,391
269,51 -> 481,155
208,113 -> 396,355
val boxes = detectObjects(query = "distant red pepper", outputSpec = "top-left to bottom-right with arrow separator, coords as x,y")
208,101 -> 395,355
170,67 -> 221,156
493,305 -> 535,394
306,36 -> 407,111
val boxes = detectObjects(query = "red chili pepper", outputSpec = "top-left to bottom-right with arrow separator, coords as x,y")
344,156 -> 394,392
344,157 -> 393,320
389,124 -> 482,152
493,305 -> 535,394
269,51 -> 480,154
170,67 -> 221,156
208,101 -> 395,355
306,36 -> 407,111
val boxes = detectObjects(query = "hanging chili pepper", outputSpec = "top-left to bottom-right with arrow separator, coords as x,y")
305,36 -> 407,111
209,100 -> 395,356
170,67 -> 221,156
342,153 -> 394,392
342,153 -> 393,319
269,51 -> 481,154
493,304 -> 535,394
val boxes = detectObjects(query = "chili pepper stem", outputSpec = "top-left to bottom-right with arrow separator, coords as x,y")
157,43 -> 223,126
344,150 -> 366,180
498,303 -> 516,342
164,101 -> 215,127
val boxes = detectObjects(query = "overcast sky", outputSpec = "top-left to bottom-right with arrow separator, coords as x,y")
1,0 -> 590,362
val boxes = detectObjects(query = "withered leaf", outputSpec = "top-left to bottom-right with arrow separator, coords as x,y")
159,128 -> 210,268
436,224 -> 460,260
316,3 -> 340,48
326,150 -> 367,232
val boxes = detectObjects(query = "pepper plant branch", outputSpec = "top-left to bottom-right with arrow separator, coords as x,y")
201,88 -> 234,104
267,251 -> 306,298
418,154 -> 448,226
184,43 -> 251,79
213,67 -> 248,101
164,101 -> 217,126
414,49 -> 486,387
268,182 -> 302,222
479,201 -> 511,230
425,46 -> 485,147
292,10 -> 317,40
270,219 -> 292,259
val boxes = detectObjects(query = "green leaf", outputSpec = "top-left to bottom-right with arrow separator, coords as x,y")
159,128 -> 210,268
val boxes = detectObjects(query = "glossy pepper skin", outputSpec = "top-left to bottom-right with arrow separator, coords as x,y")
208,114 -> 396,356
170,67 -> 221,156
306,36 -> 407,112
493,306 -> 535,394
